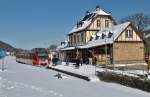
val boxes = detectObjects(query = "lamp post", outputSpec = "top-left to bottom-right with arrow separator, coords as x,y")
112,27 -> 115,71
105,31 -> 107,65
0,50 -> 6,71
92,49 -> 97,75
145,34 -> 150,73
75,46 -> 80,68
1,57 -> 4,71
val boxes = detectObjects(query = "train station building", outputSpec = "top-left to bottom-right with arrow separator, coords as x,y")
58,6 -> 145,65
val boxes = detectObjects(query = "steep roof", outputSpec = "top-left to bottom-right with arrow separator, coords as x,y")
143,30 -> 150,38
68,7 -> 111,34
61,22 -> 130,50
93,8 -> 111,16
78,22 -> 130,48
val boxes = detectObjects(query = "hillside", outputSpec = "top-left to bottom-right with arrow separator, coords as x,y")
0,40 -> 16,52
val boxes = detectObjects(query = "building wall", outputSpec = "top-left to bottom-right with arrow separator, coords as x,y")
86,31 -> 97,43
113,42 -> 145,64
58,51 -> 66,62
86,15 -> 114,42
68,15 -> 114,46
116,25 -> 142,41
88,16 -> 113,31
114,25 -> 144,64
69,31 -> 85,46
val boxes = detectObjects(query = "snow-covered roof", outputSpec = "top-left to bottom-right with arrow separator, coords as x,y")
61,47 -> 75,51
57,45 -> 66,51
60,22 -> 130,50
144,34 -> 150,38
69,20 -> 92,34
56,41 -> 68,51
79,22 -> 130,48
68,7 -> 110,34
93,8 -> 111,16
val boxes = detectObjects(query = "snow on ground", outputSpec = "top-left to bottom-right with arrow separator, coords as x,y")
0,56 -> 150,97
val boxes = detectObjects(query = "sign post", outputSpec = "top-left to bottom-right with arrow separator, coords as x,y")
0,50 -> 7,71
2,57 -> 4,71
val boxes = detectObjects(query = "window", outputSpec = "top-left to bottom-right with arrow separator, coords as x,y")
81,32 -> 84,43
105,20 -> 109,28
74,35 -> 76,45
108,32 -> 113,38
71,36 -> 73,46
89,36 -> 93,41
125,30 -> 133,38
97,20 -> 101,28
77,34 -> 80,44
69,36 -> 73,46
95,35 -> 99,40
101,33 -> 106,39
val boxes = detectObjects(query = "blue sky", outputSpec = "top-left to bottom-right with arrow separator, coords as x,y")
0,0 -> 149,50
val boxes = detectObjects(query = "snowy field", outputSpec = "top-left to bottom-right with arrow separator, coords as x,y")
0,56 -> 150,97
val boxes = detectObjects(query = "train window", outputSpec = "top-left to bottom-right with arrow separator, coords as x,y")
29,54 -> 32,59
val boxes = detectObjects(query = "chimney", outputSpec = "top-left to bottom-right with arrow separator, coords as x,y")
96,5 -> 100,11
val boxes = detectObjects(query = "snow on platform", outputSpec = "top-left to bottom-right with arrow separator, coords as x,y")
48,62 -> 101,82
0,56 -> 150,97
48,62 -> 150,81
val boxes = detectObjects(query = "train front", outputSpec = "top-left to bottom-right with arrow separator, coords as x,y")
37,52 -> 49,66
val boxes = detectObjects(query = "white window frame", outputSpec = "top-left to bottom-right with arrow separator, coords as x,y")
125,30 -> 133,38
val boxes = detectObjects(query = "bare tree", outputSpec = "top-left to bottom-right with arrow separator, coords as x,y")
120,13 -> 150,32
48,44 -> 57,52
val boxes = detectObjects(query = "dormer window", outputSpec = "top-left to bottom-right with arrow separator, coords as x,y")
108,32 -> 113,38
125,30 -> 133,38
77,21 -> 83,28
105,20 -> 109,28
102,33 -> 106,39
82,13 -> 93,21
61,42 -> 65,45
97,20 -> 101,28
95,35 -> 99,40
79,21 -> 83,27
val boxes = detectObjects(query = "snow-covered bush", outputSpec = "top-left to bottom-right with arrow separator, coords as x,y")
97,71 -> 150,92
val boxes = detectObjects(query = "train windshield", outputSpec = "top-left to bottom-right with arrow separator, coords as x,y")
38,53 -> 48,59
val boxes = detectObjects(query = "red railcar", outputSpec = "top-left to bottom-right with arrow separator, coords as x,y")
16,51 -> 40,65
32,48 -> 50,65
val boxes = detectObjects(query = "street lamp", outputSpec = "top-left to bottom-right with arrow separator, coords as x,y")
112,27 -> 115,71
105,31 -> 107,65
0,50 -> 6,71
1,58 -> 4,71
